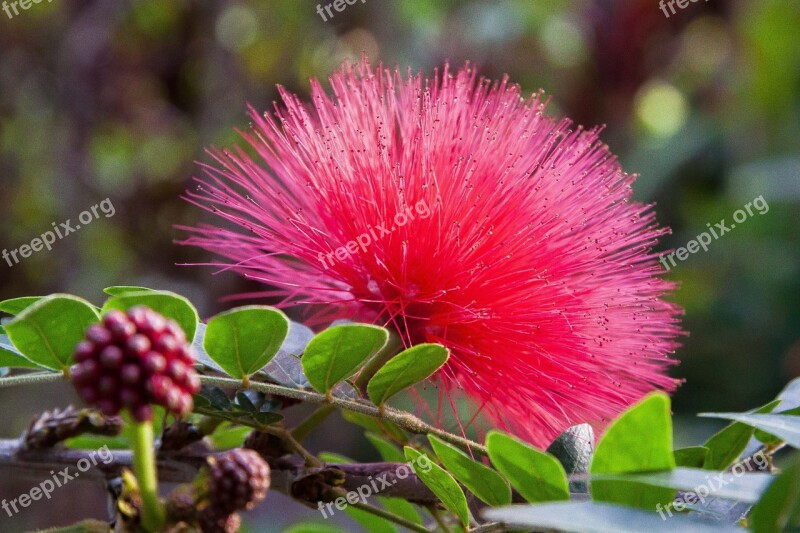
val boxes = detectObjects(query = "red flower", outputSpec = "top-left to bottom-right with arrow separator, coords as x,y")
182,58 -> 682,447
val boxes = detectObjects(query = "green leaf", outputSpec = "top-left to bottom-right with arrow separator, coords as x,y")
673,446 -> 709,468
590,393 -> 675,510
483,501 -> 743,533
592,467 -> 773,503
377,497 -> 424,526
702,400 -> 780,470
209,424 -> 251,450
102,290 -> 199,341
344,506 -> 397,533
750,456 -> 800,533
404,447 -> 470,527
365,432 -> 406,462
5,295 -> 100,371
204,306 -> 289,380
0,334 -> 46,369
699,411 -> 800,448
302,324 -> 388,394
318,452 -> 354,464
102,286 -> 155,296
0,296 -> 43,315
429,434 -> 511,506
755,406 -> 800,446
486,431 -> 569,503
367,343 -> 448,406
342,411 -> 408,443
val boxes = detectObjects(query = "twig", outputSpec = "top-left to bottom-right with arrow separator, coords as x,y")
200,375 -> 488,456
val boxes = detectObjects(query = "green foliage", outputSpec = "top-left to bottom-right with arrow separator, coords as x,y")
0,296 -> 44,315
700,410 -> 800,448
404,447 -> 470,527
102,289 -> 199,341
302,324 -> 388,395
367,343 -> 448,406
1,289 -> 798,532
590,393 -> 676,510
673,446 -> 709,468
749,456 -> 800,533
203,305 -> 289,381
701,400 -> 780,470
429,434 -> 511,506
5,294 -> 100,371
486,430 -> 569,503
484,501 -> 743,533
193,387 -> 283,429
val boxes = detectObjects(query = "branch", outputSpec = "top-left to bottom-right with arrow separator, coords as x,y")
0,439 -> 441,504
200,375 -> 488,456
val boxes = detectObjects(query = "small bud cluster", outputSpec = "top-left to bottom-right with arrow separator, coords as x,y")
197,449 -> 270,532
71,306 -> 201,422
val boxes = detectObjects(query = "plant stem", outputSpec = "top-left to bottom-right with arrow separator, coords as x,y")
349,500 -> 430,533
264,426 -> 322,467
292,404 -> 336,442
131,421 -> 165,532
199,375 -> 488,456
0,372 -> 63,387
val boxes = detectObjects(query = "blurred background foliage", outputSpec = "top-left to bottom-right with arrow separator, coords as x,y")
0,0 -> 798,530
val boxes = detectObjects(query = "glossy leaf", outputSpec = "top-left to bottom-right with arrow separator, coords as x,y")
590,393 -> 675,510
203,306 -> 289,380
367,343 -> 448,405
702,400 -> 780,470
673,446 -> 709,468
404,447 -> 470,527
5,295 -> 100,370
365,432 -> 405,462
302,324 -> 388,394
486,431 -> 569,503
700,411 -> 800,448
483,501 -> 742,533
102,290 -> 199,341
592,467 -> 773,503
0,334 -> 45,369
749,456 -> 800,533
429,434 -> 511,506
0,296 -> 43,315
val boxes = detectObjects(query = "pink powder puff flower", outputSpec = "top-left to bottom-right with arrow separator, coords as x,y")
181,58 -> 683,447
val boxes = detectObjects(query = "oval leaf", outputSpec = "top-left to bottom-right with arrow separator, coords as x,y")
701,400 -> 780,470
367,343 -> 449,406
404,447 -> 470,527
590,393 -> 676,510
0,337 -> 45,370
5,295 -> 100,371
204,306 -> 289,380
486,431 -> 569,503
103,286 -> 156,297
102,290 -> 199,341
0,296 -> 43,315
302,324 -> 388,394
699,411 -> 800,449
429,434 -> 511,506
483,501 -> 743,533
750,456 -> 800,533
